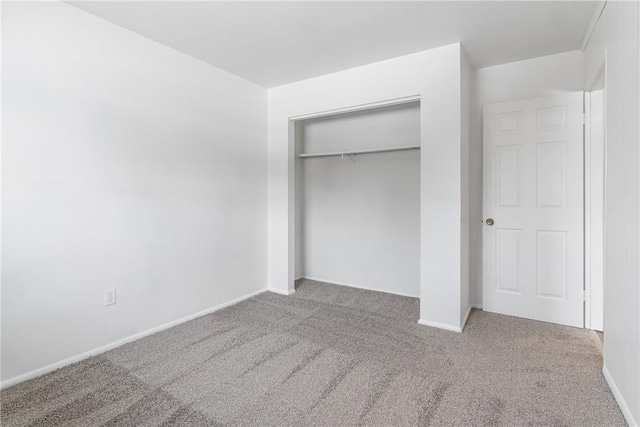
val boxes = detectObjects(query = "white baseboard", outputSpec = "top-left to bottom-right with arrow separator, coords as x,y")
417,319 -> 463,333
300,276 -> 419,299
460,305 -> 472,331
603,364 -> 639,427
0,288 -> 267,390
267,287 -> 296,296
471,304 -> 483,310
418,305 -> 471,333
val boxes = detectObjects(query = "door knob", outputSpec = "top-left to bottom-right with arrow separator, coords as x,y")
485,218 -> 494,226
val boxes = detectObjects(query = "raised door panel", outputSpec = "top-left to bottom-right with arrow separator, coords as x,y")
495,229 -> 522,294
537,141 -> 567,209
536,230 -> 567,300
537,106 -> 567,131
496,146 -> 521,208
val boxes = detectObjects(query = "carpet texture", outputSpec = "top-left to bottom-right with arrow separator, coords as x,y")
1,279 -> 626,426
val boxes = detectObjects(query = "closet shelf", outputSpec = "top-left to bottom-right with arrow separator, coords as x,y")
299,145 -> 420,159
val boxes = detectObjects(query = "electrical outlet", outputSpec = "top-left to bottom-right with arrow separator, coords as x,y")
105,288 -> 116,306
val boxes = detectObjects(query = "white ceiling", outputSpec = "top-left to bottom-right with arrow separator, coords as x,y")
69,1 -> 597,88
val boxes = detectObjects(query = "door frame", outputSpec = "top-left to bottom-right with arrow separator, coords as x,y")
584,63 -> 606,331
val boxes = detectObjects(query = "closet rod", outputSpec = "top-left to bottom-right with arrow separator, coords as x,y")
299,145 -> 420,159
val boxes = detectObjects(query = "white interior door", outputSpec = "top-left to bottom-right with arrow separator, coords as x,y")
483,92 -> 584,328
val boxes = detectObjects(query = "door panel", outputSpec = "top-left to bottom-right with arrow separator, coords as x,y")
536,141 -> 566,208
496,146 -> 521,207
495,228 -> 522,293
483,93 -> 584,328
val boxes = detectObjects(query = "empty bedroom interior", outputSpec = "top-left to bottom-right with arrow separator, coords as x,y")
1,1 -> 639,426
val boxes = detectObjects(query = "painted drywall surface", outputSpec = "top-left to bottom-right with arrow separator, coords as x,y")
584,2 -> 640,425
2,2 -> 267,382
460,48 -> 471,323
471,50 -> 585,308
268,44 -> 465,329
294,125 -> 304,280
297,103 -> 420,297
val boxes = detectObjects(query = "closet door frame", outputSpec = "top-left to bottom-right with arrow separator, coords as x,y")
268,44 -> 469,332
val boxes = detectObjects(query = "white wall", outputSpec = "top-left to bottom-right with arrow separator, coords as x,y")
460,49 -> 471,323
268,44 -> 469,330
297,103 -> 420,297
294,126 -> 305,280
1,2 -> 267,383
471,50 -> 585,307
583,2 -> 640,425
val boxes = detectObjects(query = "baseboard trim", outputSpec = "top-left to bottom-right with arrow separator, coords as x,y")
603,364 -> 639,427
460,305 -> 472,332
418,304 -> 471,333
300,276 -> 419,299
267,287 -> 296,296
471,304 -> 483,310
0,288 -> 267,390
417,319 -> 463,333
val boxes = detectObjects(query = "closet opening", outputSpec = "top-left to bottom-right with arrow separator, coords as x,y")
293,101 -> 421,299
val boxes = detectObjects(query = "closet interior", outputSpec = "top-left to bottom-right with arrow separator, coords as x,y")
294,101 -> 421,297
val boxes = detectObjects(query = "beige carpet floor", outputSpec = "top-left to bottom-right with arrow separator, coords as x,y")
1,279 -> 627,426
